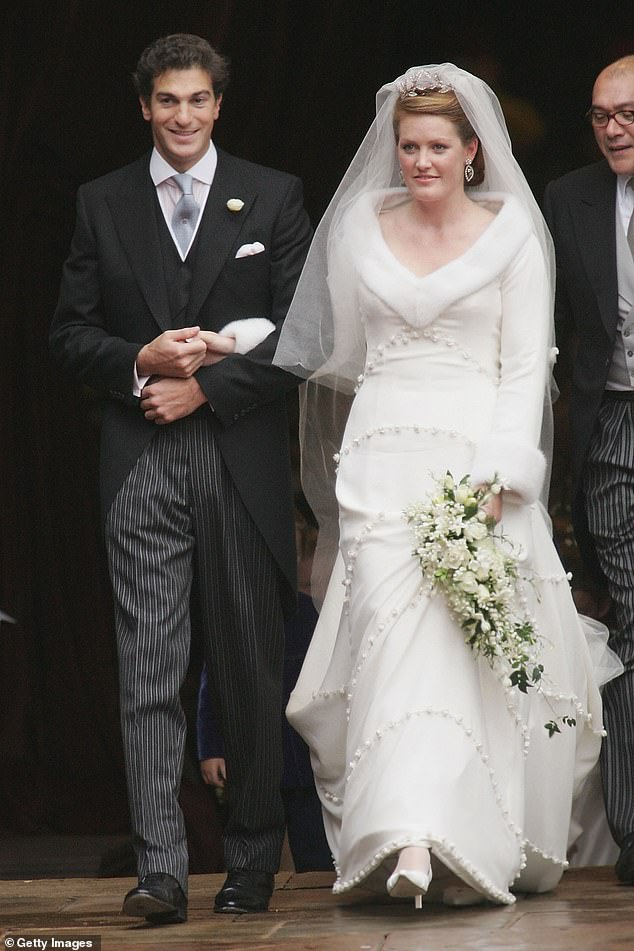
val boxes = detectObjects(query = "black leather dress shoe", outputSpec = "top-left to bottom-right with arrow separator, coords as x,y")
616,839 -> 634,884
214,869 -> 274,914
122,872 -> 187,923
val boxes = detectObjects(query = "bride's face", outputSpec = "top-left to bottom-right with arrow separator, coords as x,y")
397,114 -> 477,203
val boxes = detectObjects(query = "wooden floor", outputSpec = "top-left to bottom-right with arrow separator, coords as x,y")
2,867 -> 633,950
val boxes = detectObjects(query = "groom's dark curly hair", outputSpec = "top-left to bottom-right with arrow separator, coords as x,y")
133,33 -> 231,102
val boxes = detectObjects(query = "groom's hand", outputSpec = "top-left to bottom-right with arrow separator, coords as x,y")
140,375 -> 207,424
137,326 -> 207,378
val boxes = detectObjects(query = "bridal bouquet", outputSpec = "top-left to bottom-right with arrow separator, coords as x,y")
404,472 -> 574,736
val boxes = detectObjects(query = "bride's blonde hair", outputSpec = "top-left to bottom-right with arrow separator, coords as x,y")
393,90 -> 485,186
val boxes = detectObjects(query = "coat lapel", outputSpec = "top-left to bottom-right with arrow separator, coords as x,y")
106,156 -> 173,332
106,150 -> 259,330
572,162 -> 618,339
187,150 -> 256,321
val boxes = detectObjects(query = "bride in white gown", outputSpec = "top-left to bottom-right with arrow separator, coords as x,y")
274,64 -> 621,907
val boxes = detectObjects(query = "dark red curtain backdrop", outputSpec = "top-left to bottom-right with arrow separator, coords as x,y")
0,1 -> 631,838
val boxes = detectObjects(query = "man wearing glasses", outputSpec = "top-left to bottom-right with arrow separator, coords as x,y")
544,54 -> 634,885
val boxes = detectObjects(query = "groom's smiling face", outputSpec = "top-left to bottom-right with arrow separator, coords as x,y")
140,67 -> 222,173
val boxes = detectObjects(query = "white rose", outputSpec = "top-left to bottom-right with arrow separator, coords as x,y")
226,198 -> 245,212
474,545 -> 496,572
458,571 -> 479,594
442,544 -> 470,570
464,521 -> 488,542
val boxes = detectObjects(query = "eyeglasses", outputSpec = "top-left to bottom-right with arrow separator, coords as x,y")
585,108 -> 634,128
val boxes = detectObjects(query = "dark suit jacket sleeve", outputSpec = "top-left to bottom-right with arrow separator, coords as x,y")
542,178 -> 609,593
543,181 -> 575,351
543,181 -> 578,425
49,185 -> 142,405
194,174 -> 312,426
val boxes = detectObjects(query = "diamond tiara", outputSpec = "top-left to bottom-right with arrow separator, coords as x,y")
396,68 -> 453,99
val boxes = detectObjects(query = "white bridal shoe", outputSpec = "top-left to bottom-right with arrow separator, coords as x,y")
386,847 -> 433,909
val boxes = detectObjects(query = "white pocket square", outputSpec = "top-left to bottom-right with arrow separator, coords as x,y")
235,242 -> 265,258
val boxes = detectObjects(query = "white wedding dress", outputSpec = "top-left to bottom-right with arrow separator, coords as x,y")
287,190 -> 616,904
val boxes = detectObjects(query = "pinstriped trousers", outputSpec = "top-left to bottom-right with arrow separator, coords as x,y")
584,397 -> 634,848
104,413 -> 286,890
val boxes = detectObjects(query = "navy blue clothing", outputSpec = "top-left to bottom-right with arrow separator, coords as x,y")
197,592 -> 332,871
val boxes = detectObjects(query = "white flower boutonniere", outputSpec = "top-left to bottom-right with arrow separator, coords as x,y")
226,198 -> 244,212
404,471 -> 576,737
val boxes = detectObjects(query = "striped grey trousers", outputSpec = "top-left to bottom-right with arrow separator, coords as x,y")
584,396 -> 634,848
105,414 -> 285,891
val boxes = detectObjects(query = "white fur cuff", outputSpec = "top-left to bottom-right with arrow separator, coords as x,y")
470,435 -> 546,505
219,318 -> 275,354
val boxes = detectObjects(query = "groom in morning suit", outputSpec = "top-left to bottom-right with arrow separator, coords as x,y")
544,54 -> 634,885
50,33 -> 312,921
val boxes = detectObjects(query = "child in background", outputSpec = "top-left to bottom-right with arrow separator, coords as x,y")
197,500 -> 332,872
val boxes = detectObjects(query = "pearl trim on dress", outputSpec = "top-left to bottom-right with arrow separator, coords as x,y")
352,323 -> 499,394
299,252 -> 606,903
331,831 -> 518,904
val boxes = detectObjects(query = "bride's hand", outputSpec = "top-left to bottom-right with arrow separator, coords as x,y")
475,484 -> 503,523
198,330 -> 236,365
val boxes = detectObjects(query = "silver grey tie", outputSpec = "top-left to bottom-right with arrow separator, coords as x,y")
627,178 -> 634,258
171,173 -> 200,255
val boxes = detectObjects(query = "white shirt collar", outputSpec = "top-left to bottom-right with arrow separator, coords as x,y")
617,173 -> 634,205
149,141 -> 218,187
